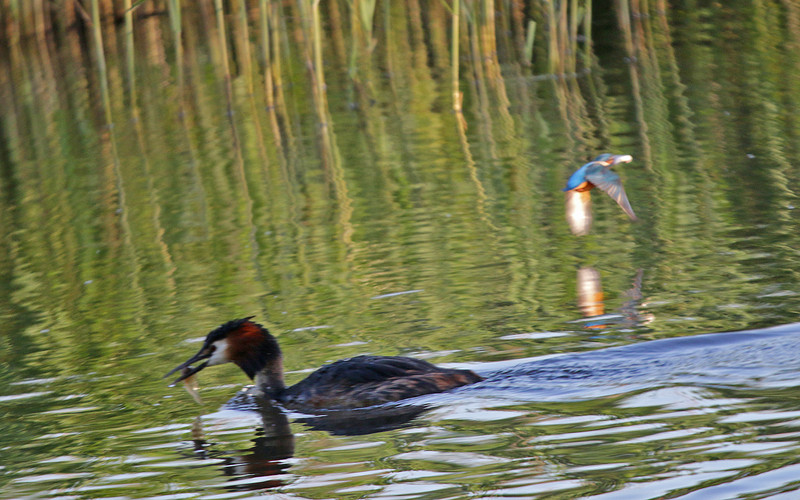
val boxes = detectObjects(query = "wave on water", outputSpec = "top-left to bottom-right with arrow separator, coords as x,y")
467,322 -> 800,402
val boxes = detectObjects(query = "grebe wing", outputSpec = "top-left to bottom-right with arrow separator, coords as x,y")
288,355 -> 443,387
277,355 -> 482,410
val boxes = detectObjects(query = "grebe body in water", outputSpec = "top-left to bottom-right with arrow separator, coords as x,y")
166,318 -> 483,410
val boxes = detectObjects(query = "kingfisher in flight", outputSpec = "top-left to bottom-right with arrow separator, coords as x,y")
563,154 -> 637,221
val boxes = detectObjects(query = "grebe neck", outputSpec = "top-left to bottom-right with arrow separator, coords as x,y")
253,356 -> 286,397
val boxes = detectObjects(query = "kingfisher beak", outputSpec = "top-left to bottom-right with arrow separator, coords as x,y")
611,154 -> 633,165
164,347 -> 212,386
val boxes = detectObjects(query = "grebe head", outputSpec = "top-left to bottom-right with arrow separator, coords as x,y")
165,317 -> 282,386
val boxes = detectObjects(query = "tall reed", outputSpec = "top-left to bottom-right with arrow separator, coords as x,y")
89,0 -> 113,128
123,0 -> 136,100
452,0 -> 463,121
0,0 -> 604,152
167,0 -> 185,110
212,0 -> 234,117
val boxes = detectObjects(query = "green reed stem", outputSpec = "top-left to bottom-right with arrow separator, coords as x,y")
90,0 -> 113,127
584,0 -> 593,63
312,0 -> 326,107
259,0 -> 275,107
167,0 -> 185,101
258,0 -> 285,151
524,20 -> 536,64
123,0 -> 136,99
33,0 -> 44,37
7,0 -> 20,47
546,0 -> 558,74
570,0 -> 579,71
235,0 -> 254,96
451,0 -> 461,114
269,1 -> 284,100
213,0 -> 234,116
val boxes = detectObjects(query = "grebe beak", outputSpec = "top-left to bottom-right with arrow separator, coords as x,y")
164,348 -> 212,386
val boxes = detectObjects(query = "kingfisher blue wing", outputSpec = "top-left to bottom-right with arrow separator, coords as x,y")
563,163 -> 593,191
563,154 -> 617,192
584,168 -> 637,220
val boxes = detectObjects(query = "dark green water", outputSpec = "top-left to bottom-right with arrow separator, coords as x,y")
2,3 -> 800,498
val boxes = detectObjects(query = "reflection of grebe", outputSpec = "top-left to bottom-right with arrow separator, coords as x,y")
166,317 -> 483,410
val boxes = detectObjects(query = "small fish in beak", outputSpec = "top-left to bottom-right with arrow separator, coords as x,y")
181,367 -> 203,404
164,346 -> 213,387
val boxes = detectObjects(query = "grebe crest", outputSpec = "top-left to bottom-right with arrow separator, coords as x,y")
166,318 -> 483,410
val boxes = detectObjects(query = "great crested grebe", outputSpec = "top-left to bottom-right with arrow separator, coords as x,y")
165,317 -> 484,410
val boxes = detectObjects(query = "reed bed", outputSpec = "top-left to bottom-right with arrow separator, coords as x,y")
0,1 -> 595,129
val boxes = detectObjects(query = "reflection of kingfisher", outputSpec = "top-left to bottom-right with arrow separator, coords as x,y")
563,154 -> 637,220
